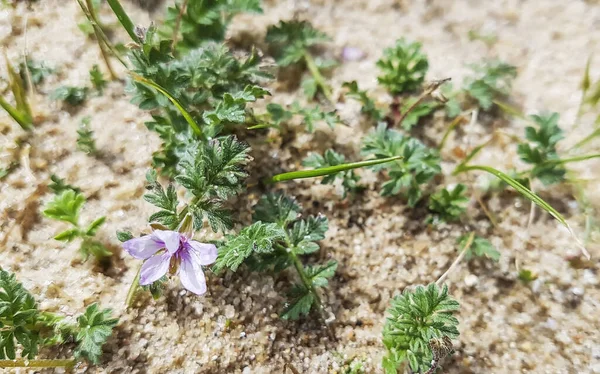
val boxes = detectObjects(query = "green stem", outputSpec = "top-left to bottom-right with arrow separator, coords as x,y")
438,115 -> 465,151
125,264 -> 141,308
304,52 -> 333,102
0,96 -> 32,131
267,155 -> 402,183
85,0 -> 117,79
0,359 -> 76,368
105,0 -> 140,43
569,126 -> 600,152
170,0 -> 189,51
130,73 -> 203,138
395,78 -> 449,128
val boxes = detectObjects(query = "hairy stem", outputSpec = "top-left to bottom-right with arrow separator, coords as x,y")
0,359 -> 76,369
304,52 -> 333,102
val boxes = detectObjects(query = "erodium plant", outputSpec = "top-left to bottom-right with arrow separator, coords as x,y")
0,269 -> 118,368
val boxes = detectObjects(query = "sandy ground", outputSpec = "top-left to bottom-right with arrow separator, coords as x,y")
1,0 -> 600,373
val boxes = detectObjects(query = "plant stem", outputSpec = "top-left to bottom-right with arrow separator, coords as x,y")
125,264 -> 142,308
303,52 -> 333,102
171,0 -> 189,51
436,232 -> 474,286
106,0 -> 140,43
569,126 -> 600,151
0,359 -> 76,368
85,0 -> 117,79
438,115 -> 466,151
395,78 -> 450,128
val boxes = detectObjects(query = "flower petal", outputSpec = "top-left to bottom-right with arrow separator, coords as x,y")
178,252 -> 207,295
153,230 -> 181,254
123,235 -> 163,259
140,253 -> 171,286
187,241 -> 218,265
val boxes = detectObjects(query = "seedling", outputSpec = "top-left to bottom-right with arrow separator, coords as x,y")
343,80 -> 385,122
382,283 -> 459,374
0,269 -> 118,367
48,174 -> 81,194
77,116 -> 98,155
463,60 -> 517,110
266,20 -> 335,101
459,234 -> 500,261
1,56 -> 33,130
42,190 -> 111,260
427,184 -> 469,224
214,192 -> 337,328
361,123 -> 441,206
51,86 -> 88,106
377,38 -> 429,95
89,64 -> 107,94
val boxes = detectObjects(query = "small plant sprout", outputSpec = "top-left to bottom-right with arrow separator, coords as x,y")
48,174 -> 82,194
214,192 -> 336,332
257,102 -> 342,133
517,112 -> 566,185
77,116 -> 98,155
266,20 -> 336,101
19,58 -> 54,88
427,184 -> 469,224
51,86 -> 89,106
463,60 -> 517,110
303,149 -> 363,198
43,190 -> 111,260
377,38 -> 429,95
361,123 -> 441,206
382,283 -> 459,374
459,234 -> 500,262
89,64 -> 108,94
0,269 -> 118,368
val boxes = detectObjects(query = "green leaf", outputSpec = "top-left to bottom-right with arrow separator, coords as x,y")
252,192 -> 300,226
343,80 -> 384,121
427,184 -> 469,224
303,149 -> 362,198
464,60 -> 517,110
306,261 -> 337,287
74,303 -> 118,364
89,64 -> 107,94
213,222 -> 285,273
280,284 -> 314,320
361,123 -> 441,205
48,174 -> 81,195
144,178 -> 179,230
399,99 -> 438,130
459,235 -> 500,261
266,20 -> 329,67
77,117 -> 97,155
376,38 -> 429,94
80,239 -> 112,260
50,86 -> 88,106
43,190 -> 85,226
290,214 -> 328,245
54,228 -> 81,242
116,230 -> 133,242
85,216 -> 106,236
382,283 -> 459,373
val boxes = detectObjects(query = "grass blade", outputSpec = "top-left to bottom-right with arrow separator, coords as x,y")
455,164 -> 589,259
266,155 -> 402,183
0,96 -> 32,131
130,73 -> 202,137
106,0 -> 140,43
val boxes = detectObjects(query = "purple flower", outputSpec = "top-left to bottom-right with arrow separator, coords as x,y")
123,230 -> 217,295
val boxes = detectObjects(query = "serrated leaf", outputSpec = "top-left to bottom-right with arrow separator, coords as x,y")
280,285 -> 314,320
377,38 -> 429,94
74,303 -> 118,364
85,216 -> 106,236
213,222 -> 285,273
306,261 -> 337,287
252,192 -> 300,226
290,214 -> 328,245
43,190 -> 85,226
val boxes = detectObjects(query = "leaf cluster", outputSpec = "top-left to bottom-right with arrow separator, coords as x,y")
265,102 -> 341,133
214,192 -> 335,320
77,116 -> 98,155
161,0 -> 262,52
266,20 -> 329,67
43,190 -> 111,260
427,184 -> 469,224
517,112 -> 566,185
376,38 -> 429,95
463,60 -> 517,110
361,123 -> 441,206
459,234 -> 500,262
0,270 -> 117,364
51,86 -> 89,106
303,149 -> 362,197
382,283 -> 460,374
